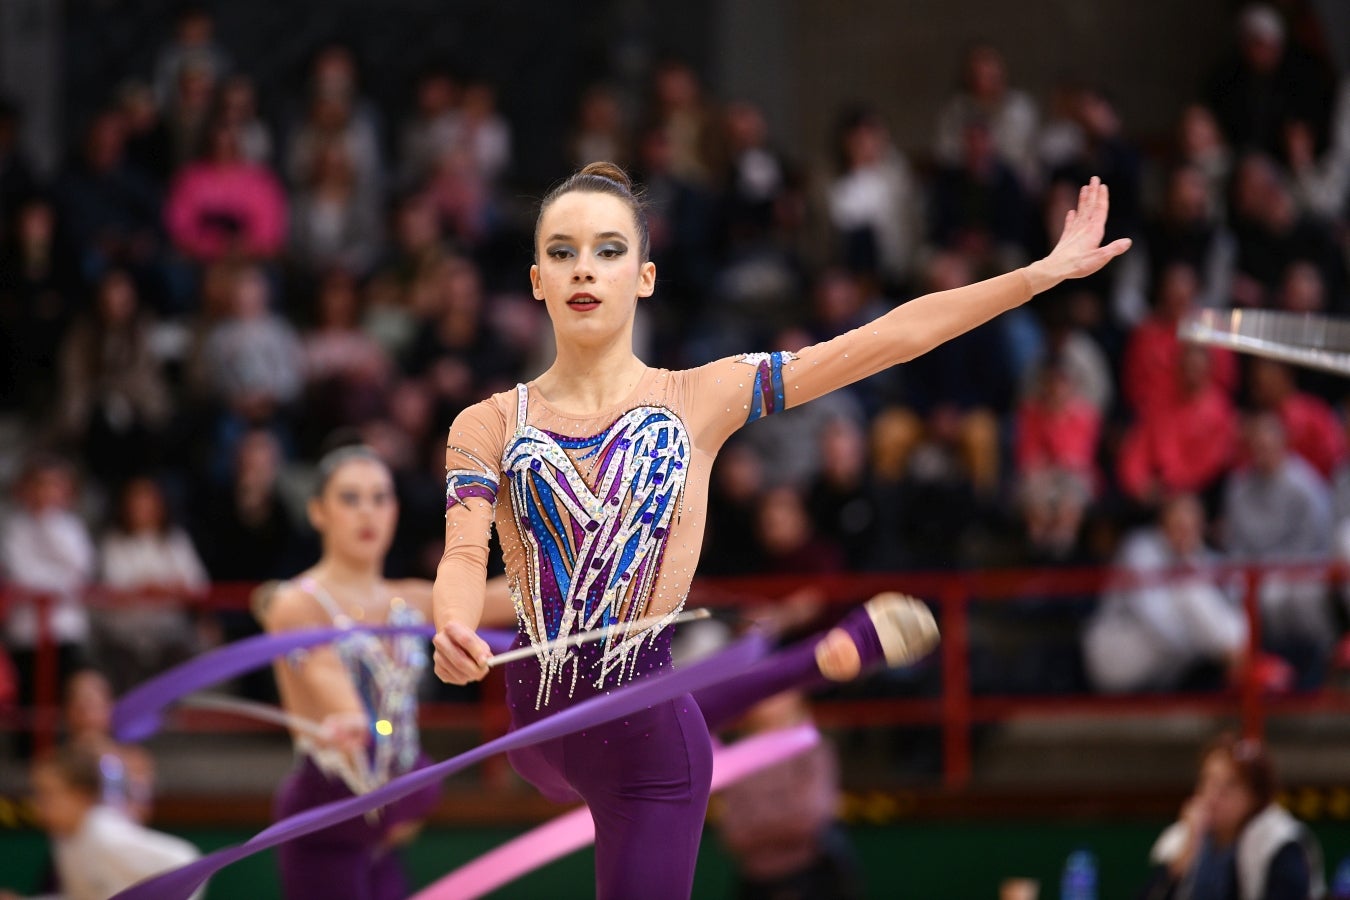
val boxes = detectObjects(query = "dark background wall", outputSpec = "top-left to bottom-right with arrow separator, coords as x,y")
5,0 -> 1310,183
715,0 -> 1237,166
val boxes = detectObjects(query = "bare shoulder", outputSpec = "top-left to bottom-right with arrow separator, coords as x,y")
390,578 -> 434,613
260,581 -> 328,632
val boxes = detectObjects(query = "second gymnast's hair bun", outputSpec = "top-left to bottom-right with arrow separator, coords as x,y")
579,161 -> 633,192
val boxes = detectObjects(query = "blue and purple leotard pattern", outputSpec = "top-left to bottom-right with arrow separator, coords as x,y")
503,397 -> 691,708
738,350 -> 797,424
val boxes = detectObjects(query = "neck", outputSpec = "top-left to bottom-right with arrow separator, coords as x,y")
313,554 -> 383,592
538,337 -> 646,414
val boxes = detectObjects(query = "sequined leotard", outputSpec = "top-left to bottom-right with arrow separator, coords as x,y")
441,270 -> 1033,899
272,578 -> 439,900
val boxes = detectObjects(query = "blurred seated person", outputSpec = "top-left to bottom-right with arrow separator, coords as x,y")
298,270 -> 391,450
1144,732 -> 1324,899
1,744 -> 201,900
1019,292 -> 1113,415
1205,3 -> 1333,161
1222,414 -> 1334,686
1,456 -> 94,721
285,45 -> 383,195
1015,355 -> 1100,561
715,691 -> 862,900
886,252 -> 1015,497
1050,84 -> 1143,240
928,116 -> 1032,267
54,111 -> 162,286
1248,359 -> 1345,481
1174,105 -> 1233,217
193,429 -> 307,701
750,487 -> 844,577
1122,262 -> 1237,417
289,142 -> 383,277
825,108 -> 920,290
194,266 -> 302,452
1118,164 -> 1236,325
164,120 -> 287,264
1118,346 -> 1239,508
63,669 -> 154,824
53,270 -> 172,485
700,441 -> 766,577
95,478 -> 206,693
1083,494 -> 1247,694
932,43 -> 1039,189
806,417 -> 882,571
1228,153 -> 1344,309
0,194 -> 82,419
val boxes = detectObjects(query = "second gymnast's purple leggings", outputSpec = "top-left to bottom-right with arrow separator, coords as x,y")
505,605 -> 886,900
273,752 -> 441,900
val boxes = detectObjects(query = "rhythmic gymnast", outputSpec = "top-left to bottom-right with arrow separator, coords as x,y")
432,162 -> 1131,898
255,445 -> 517,900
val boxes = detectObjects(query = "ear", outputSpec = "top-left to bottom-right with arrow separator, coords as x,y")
530,264 -> 544,300
637,260 -> 656,298
306,497 -> 324,534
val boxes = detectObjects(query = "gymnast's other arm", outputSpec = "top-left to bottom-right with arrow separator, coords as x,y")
432,400 -> 509,684
688,177 -> 1131,448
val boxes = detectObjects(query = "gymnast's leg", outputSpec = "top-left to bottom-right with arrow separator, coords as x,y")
563,695 -> 713,900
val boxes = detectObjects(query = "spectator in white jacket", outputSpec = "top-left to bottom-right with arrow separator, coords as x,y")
0,744 -> 201,900
0,457 -> 94,717
95,478 -> 207,692
1084,494 -> 1247,693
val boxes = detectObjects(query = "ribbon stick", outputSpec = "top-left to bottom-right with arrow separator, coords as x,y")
111,633 -> 767,900
486,608 -> 711,668
410,723 -> 821,900
178,694 -> 327,739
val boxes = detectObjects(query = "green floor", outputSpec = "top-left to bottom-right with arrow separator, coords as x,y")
3,820 -> 1348,898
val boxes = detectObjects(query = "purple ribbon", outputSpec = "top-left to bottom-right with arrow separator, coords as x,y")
112,626 -> 517,742
111,633 -> 767,900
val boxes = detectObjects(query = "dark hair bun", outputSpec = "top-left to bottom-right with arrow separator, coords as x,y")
578,161 -> 633,192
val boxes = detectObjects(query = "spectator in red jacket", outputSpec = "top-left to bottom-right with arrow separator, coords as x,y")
1118,346 -> 1239,506
1122,262 -> 1237,416
1015,355 -> 1100,560
165,120 -> 287,263
1248,358 -> 1346,480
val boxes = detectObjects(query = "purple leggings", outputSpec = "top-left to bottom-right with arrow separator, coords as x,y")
273,753 -> 440,900
505,605 -> 886,900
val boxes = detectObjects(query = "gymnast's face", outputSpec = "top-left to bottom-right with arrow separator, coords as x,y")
309,459 -> 397,565
530,191 -> 655,350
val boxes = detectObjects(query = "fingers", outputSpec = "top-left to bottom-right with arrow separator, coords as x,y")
1101,237 -> 1133,258
433,621 -> 492,684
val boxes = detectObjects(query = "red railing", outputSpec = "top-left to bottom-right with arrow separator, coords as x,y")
5,560 -> 1349,789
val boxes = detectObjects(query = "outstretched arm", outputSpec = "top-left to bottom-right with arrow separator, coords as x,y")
688,177 -> 1131,448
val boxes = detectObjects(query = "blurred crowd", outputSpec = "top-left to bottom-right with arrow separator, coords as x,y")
3,1 -> 1350,723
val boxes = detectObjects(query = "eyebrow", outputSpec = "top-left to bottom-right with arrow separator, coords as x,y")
544,231 -> 629,243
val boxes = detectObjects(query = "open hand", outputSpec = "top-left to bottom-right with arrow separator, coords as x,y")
1027,176 -> 1132,292
433,621 -> 492,684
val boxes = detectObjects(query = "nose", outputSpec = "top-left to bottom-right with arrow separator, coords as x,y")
571,257 -> 595,283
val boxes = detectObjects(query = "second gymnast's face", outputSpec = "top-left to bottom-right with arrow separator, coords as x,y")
310,458 -> 398,565
530,191 -> 655,349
